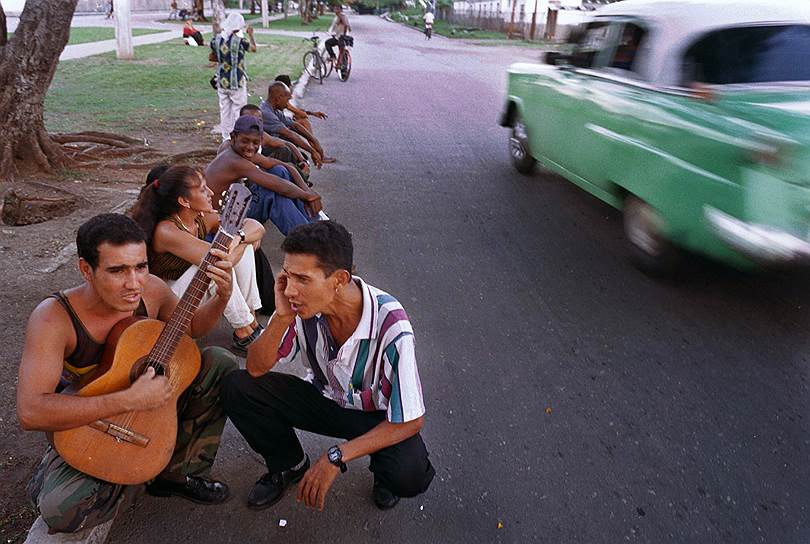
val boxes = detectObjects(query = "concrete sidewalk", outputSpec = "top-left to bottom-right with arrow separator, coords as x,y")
59,29 -> 179,60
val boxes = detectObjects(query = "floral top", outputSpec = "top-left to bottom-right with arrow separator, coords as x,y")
210,33 -> 249,90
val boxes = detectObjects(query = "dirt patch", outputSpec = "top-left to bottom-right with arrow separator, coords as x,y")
0,132 -> 217,543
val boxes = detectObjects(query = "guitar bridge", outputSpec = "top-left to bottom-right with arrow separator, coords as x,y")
89,420 -> 150,448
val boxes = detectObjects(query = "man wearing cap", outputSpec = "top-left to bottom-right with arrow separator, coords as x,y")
210,13 -> 257,140
205,115 -> 323,237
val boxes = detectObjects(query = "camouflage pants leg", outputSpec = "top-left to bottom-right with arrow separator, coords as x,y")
27,346 -> 237,533
162,346 -> 238,478
27,447 -> 139,534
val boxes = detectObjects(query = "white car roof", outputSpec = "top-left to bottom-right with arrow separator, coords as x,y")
589,0 -> 810,86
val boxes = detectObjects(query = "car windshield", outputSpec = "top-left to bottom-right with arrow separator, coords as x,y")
682,25 -> 810,85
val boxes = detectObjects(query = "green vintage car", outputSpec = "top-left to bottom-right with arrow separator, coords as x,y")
501,0 -> 810,273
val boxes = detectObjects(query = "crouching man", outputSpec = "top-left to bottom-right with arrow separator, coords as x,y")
222,221 -> 435,511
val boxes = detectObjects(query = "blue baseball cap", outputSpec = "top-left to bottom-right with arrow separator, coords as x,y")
232,114 -> 263,135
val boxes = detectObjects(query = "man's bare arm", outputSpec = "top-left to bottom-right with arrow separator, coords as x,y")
277,127 -> 318,158
237,159 -> 312,199
16,301 -> 172,431
248,154 -> 310,191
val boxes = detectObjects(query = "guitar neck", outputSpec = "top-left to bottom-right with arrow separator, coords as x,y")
148,229 -> 233,366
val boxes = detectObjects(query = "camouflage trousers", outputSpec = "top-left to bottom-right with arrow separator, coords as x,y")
27,347 -> 238,534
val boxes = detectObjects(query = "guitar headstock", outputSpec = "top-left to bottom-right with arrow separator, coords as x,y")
219,183 -> 253,235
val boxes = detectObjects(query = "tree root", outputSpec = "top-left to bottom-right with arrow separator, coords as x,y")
50,134 -> 133,148
163,148 -> 220,162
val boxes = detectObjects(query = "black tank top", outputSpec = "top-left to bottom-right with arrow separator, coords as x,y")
50,291 -> 148,391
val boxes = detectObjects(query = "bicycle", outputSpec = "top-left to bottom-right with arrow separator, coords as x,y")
335,34 -> 353,82
302,36 -> 332,84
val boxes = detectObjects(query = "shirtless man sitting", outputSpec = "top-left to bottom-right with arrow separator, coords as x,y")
205,114 -> 323,236
216,104 -> 312,186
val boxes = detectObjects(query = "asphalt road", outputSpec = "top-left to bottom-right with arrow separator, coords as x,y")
109,15 -> 810,544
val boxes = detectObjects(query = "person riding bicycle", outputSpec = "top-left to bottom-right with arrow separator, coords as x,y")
325,5 -> 351,66
423,10 -> 434,39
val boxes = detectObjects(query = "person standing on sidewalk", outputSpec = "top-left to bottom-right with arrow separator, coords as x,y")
210,12 -> 257,140
222,221 -> 435,512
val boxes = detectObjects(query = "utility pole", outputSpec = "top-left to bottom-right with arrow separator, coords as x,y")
114,0 -> 133,59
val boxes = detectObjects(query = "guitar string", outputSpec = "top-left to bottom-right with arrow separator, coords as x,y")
119,231 -> 233,431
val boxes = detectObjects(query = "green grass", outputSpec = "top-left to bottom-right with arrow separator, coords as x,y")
67,27 -> 165,45
9,27 -> 165,46
45,33 -> 308,133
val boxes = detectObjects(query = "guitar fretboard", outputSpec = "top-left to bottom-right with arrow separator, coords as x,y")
148,229 -> 232,368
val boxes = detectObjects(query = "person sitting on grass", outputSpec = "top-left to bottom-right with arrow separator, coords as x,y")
131,165 -> 266,355
205,115 -> 323,237
273,74 -> 328,135
216,104 -> 312,186
260,82 -> 336,169
183,19 -> 204,46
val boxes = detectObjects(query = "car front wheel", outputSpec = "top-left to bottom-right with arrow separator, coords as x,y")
510,118 -> 536,175
623,196 -> 680,275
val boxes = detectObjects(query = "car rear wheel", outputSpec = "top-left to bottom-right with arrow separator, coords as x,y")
510,118 -> 536,175
623,196 -> 680,275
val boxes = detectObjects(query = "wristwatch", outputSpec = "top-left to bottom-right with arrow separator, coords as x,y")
327,445 -> 347,473
237,229 -> 246,243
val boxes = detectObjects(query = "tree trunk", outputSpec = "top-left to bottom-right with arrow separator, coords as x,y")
211,0 -> 226,28
194,0 -> 207,21
0,0 -> 78,182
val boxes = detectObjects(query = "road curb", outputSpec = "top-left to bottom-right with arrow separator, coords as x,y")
291,16 -> 337,105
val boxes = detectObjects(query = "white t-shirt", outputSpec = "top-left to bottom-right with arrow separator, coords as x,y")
424,12 -> 435,24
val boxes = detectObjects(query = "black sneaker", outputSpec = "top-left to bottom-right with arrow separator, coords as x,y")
146,475 -> 230,505
247,456 -> 310,510
372,478 -> 400,510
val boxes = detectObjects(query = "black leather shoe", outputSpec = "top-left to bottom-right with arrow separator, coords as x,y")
248,456 -> 310,510
146,475 -> 230,504
372,478 -> 400,510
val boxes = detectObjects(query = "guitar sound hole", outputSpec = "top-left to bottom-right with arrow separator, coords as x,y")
129,357 -> 167,382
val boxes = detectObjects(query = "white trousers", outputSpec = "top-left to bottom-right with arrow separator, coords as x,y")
167,244 -> 261,329
217,84 -> 248,140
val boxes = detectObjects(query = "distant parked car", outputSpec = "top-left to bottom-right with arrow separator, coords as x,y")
501,0 -> 810,274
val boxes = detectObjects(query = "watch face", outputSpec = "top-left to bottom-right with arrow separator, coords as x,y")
328,447 -> 341,464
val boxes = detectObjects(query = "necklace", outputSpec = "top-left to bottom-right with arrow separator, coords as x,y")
174,214 -> 195,235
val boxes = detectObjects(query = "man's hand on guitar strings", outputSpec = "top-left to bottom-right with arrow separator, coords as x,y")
205,248 -> 234,300
124,366 -> 172,411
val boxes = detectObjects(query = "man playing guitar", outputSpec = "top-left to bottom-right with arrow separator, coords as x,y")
17,214 -> 238,534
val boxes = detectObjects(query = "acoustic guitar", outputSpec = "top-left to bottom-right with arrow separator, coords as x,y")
52,183 -> 253,485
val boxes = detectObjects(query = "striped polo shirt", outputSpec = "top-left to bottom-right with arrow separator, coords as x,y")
276,276 -> 425,423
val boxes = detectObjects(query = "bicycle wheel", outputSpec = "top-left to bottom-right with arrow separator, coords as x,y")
303,50 -> 323,82
321,55 -> 332,79
337,50 -> 352,82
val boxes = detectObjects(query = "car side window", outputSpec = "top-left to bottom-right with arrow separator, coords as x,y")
569,21 -> 612,69
681,25 -> 810,85
609,23 -> 647,74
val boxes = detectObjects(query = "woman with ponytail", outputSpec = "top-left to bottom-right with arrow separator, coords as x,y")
131,165 -> 266,354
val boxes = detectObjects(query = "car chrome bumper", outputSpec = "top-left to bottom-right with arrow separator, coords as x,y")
705,206 -> 810,265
